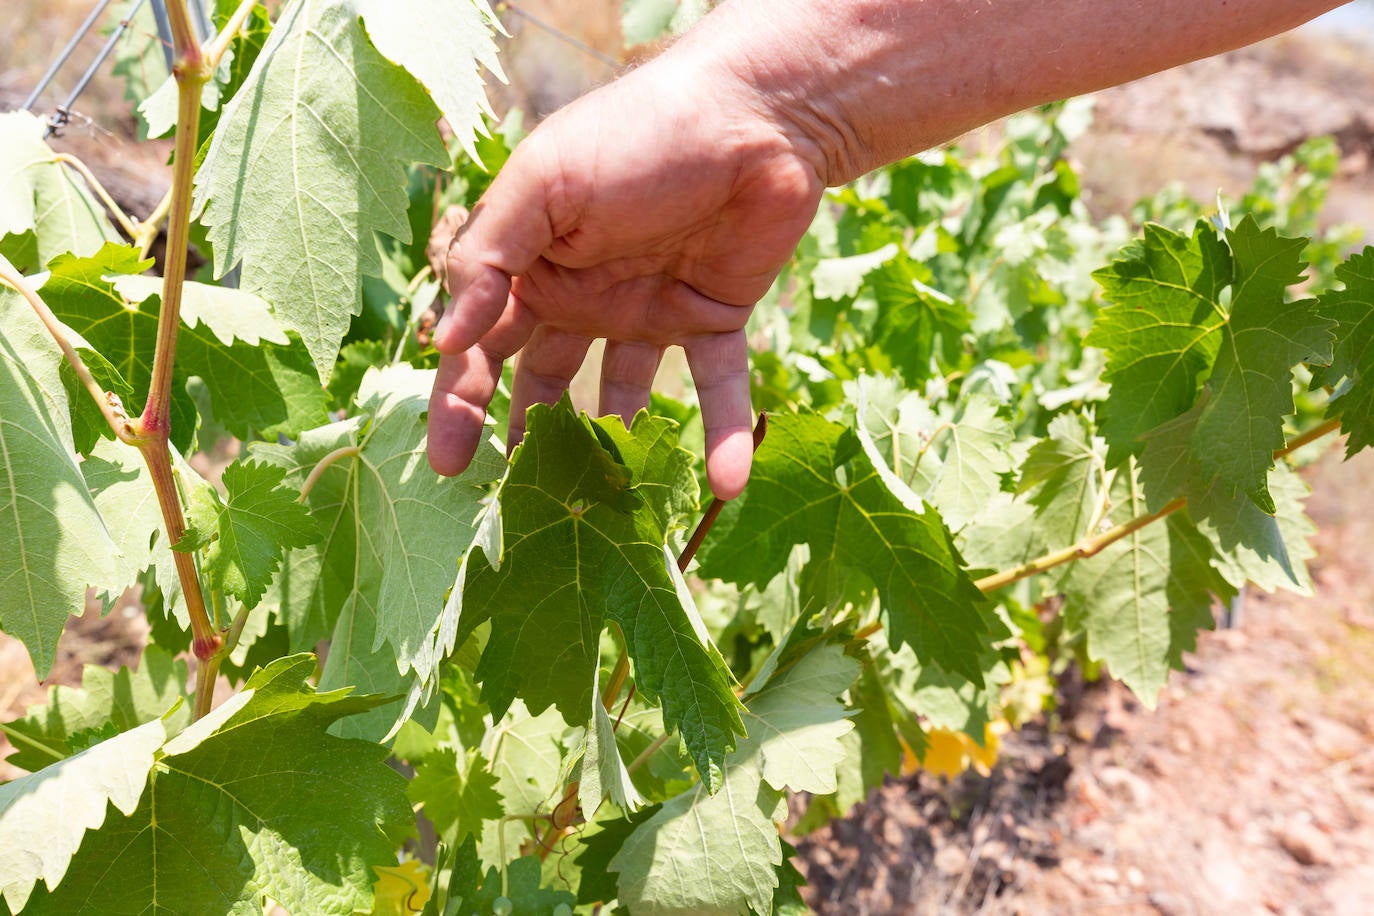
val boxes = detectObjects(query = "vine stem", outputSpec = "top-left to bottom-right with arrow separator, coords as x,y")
51,153 -> 139,239
0,264 -> 140,444
298,445 -> 361,502
123,0 -> 221,716
975,417 -> 1345,594
974,497 -> 1187,593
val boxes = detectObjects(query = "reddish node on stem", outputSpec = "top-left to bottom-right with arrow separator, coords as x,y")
192,634 -> 223,661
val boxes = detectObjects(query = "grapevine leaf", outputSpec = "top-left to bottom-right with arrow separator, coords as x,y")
0,275 -> 121,676
1191,218 -> 1334,512
852,377 -> 1013,531
1091,218 -> 1334,510
699,410 -> 989,685
1061,462 -> 1233,703
609,645 -> 857,916
139,52 -> 234,141
1163,514 -> 1231,667
0,718 -> 167,912
830,655 -> 904,815
194,0 -> 452,379
1202,463 -> 1316,594
480,704 -> 567,867
741,645 -> 859,795
1018,411 -> 1104,547
920,400 -> 1013,531
41,244 -> 327,452
408,748 -> 503,844
459,401 -> 744,789
110,274 -> 290,347
1,646 -> 188,773
1088,221 -> 1231,463
1315,247 -> 1374,455
1060,467 -> 1173,701
467,856 -> 576,916
356,0 -> 505,162
869,253 -> 970,384
580,677 -> 646,816
175,460 -> 320,608
253,366 -> 505,740
1139,406 -> 1315,593
812,243 -> 900,301
574,814 -> 646,906
107,0 -> 170,129
60,343 -> 133,456
0,112 -> 119,273
773,841 -> 811,916
22,656 -> 412,916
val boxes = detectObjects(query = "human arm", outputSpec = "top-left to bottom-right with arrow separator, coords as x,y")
427,0 -> 1348,497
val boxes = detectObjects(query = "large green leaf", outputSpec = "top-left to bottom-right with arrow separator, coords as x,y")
579,675 -> 646,817
0,718 -> 167,912
194,0 -> 456,379
21,655 -> 411,915
1139,405 -> 1315,593
176,460 -> 320,608
608,645 -> 858,916
458,401 -> 744,789
699,410 -> 989,685
1088,221 -> 1231,462
82,437 -> 195,626
253,366 -> 505,739
1315,247 -> 1374,454
0,273 -> 120,676
1062,462 -> 1234,703
356,0 -> 505,162
0,112 -> 118,273
1191,218 -> 1333,512
1090,218 -> 1334,511
40,244 -> 327,453
407,747 -> 503,844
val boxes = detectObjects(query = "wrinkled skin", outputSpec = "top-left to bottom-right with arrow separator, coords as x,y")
425,50 -> 827,498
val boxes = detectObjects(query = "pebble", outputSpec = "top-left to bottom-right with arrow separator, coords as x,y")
1277,822 -> 1335,866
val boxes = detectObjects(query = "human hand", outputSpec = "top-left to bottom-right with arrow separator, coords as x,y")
424,33 -> 829,499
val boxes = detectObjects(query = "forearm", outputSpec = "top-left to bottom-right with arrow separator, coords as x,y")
672,0 -> 1348,185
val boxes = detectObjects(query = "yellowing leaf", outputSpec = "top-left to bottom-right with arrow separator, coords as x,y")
370,860 -> 431,916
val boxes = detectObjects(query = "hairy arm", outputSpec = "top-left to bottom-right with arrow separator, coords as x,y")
695,0 -> 1348,184
428,0 -> 1347,495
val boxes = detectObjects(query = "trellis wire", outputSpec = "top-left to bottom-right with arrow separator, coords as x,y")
497,2 -> 622,71
22,0 -> 213,139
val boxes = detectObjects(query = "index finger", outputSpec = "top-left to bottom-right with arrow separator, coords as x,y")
432,139 -> 560,356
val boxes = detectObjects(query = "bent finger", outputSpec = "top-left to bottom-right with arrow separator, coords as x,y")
434,140 -> 561,355
600,341 -> 664,426
427,298 -> 537,476
508,327 -> 594,453
685,330 -> 755,500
